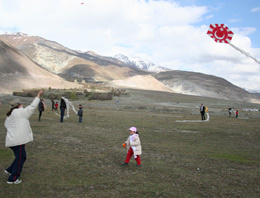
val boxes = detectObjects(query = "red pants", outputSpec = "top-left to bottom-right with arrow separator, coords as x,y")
124,147 -> 141,165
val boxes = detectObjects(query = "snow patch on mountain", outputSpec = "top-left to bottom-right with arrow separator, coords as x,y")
2,32 -> 29,37
244,88 -> 260,94
114,54 -> 171,73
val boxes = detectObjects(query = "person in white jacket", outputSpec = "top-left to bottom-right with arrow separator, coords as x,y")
4,90 -> 43,184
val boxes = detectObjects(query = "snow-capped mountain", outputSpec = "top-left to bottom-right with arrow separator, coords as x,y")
114,54 -> 171,73
244,88 -> 260,94
244,88 -> 260,97
1,32 -> 28,36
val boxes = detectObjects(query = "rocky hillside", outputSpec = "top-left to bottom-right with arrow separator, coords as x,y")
109,75 -> 173,92
0,39 -> 81,94
153,70 -> 256,102
0,33 -> 150,82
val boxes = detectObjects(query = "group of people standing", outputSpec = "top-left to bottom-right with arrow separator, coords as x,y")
199,103 -> 208,120
51,100 -> 59,111
59,98 -> 84,123
200,104 -> 239,120
38,98 -> 84,123
3,90 -> 141,184
228,107 -> 239,118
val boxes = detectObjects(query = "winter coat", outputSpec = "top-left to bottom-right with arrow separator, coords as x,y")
125,134 -> 142,155
60,99 -> 67,109
200,106 -> 205,114
38,101 -> 45,112
77,108 -> 83,116
5,97 -> 40,147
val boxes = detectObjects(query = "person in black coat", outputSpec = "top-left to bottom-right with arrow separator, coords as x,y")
77,104 -> 83,123
200,103 -> 205,120
60,98 -> 67,122
51,99 -> 55,111
38,99 -> 45,121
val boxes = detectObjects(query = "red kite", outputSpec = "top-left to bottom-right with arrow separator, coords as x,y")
207,24 -> 260,65
207,24 -> 233,44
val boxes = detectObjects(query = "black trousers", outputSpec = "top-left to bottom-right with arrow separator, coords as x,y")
60,108 -> 65,122
39,111 -> 43,121
201,112 -> 205,120
6,145 -> 26,182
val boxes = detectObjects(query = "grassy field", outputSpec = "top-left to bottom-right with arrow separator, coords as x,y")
0,89 -> 260,197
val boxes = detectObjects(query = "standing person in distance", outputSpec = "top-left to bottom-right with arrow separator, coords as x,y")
122,127 -> 142,167
236,110 -> 238,118
77,104 -> 83,123
200,104 -> 205,120
51,99 -> 55,111
55,102 -> 58,111
4,90 -> 44,184
38,99 -> 45,121
60,97 -> 67,122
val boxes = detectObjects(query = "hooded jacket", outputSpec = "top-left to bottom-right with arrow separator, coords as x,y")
5,97 -> 40,147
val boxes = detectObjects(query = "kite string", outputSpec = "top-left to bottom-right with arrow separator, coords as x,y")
175,113 -> 210,123
62,97 -> 77,119
54,97 -> 77,119
229,43 -> 260,65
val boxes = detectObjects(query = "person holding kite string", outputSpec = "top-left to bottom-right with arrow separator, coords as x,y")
38,99 -> 46,121
4,90 -> 44,184
60,97 -> 67,122
200,104 -> 205,120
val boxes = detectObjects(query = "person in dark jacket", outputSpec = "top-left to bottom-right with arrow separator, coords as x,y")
60,98 -> 67,122
38,99 -> 45,121
200,104 -> 205,120
51,99 -> 55,111
77,104 -> 83,123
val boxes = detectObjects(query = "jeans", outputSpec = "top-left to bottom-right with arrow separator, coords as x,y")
79,116 -> 82,123
60,107 -> 65,122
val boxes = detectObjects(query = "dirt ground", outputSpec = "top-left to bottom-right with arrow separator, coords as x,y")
0,89 -> 260,197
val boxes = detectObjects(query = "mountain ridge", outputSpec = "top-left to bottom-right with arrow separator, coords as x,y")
114,54 -> 171,73
1,32 -> 259,103
0,38 -> 81,94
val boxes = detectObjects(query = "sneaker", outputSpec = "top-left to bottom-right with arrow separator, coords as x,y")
121,162 -> 129,166
136,165 -> 141,167
7,179 -> 22,184
4,170 -> 11,176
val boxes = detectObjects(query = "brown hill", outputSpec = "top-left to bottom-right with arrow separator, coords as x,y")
109,75 -> 173,92
0,33 -> 150,81
153,70 -> 258,102
0,39 -> 81,94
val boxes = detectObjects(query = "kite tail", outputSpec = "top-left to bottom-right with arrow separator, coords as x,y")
175,113 -> 210,123
229,43 -> 260,65
61,97 -> 78,119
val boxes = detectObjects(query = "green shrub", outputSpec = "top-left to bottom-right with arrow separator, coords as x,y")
88,92 -> 113,101
13,90 -> 38,97
70,92 -> 77,100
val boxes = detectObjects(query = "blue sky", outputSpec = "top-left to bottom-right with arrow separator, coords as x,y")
0,0 -> 260,91
190,0 -> 260,47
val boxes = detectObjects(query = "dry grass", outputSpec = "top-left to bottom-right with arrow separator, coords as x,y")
0,89 -> 260,197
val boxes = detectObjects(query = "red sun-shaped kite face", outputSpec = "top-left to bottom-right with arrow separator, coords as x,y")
207,24 -> 234,44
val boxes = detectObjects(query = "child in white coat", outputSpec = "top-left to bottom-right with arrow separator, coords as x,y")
122,127 -> 142,167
